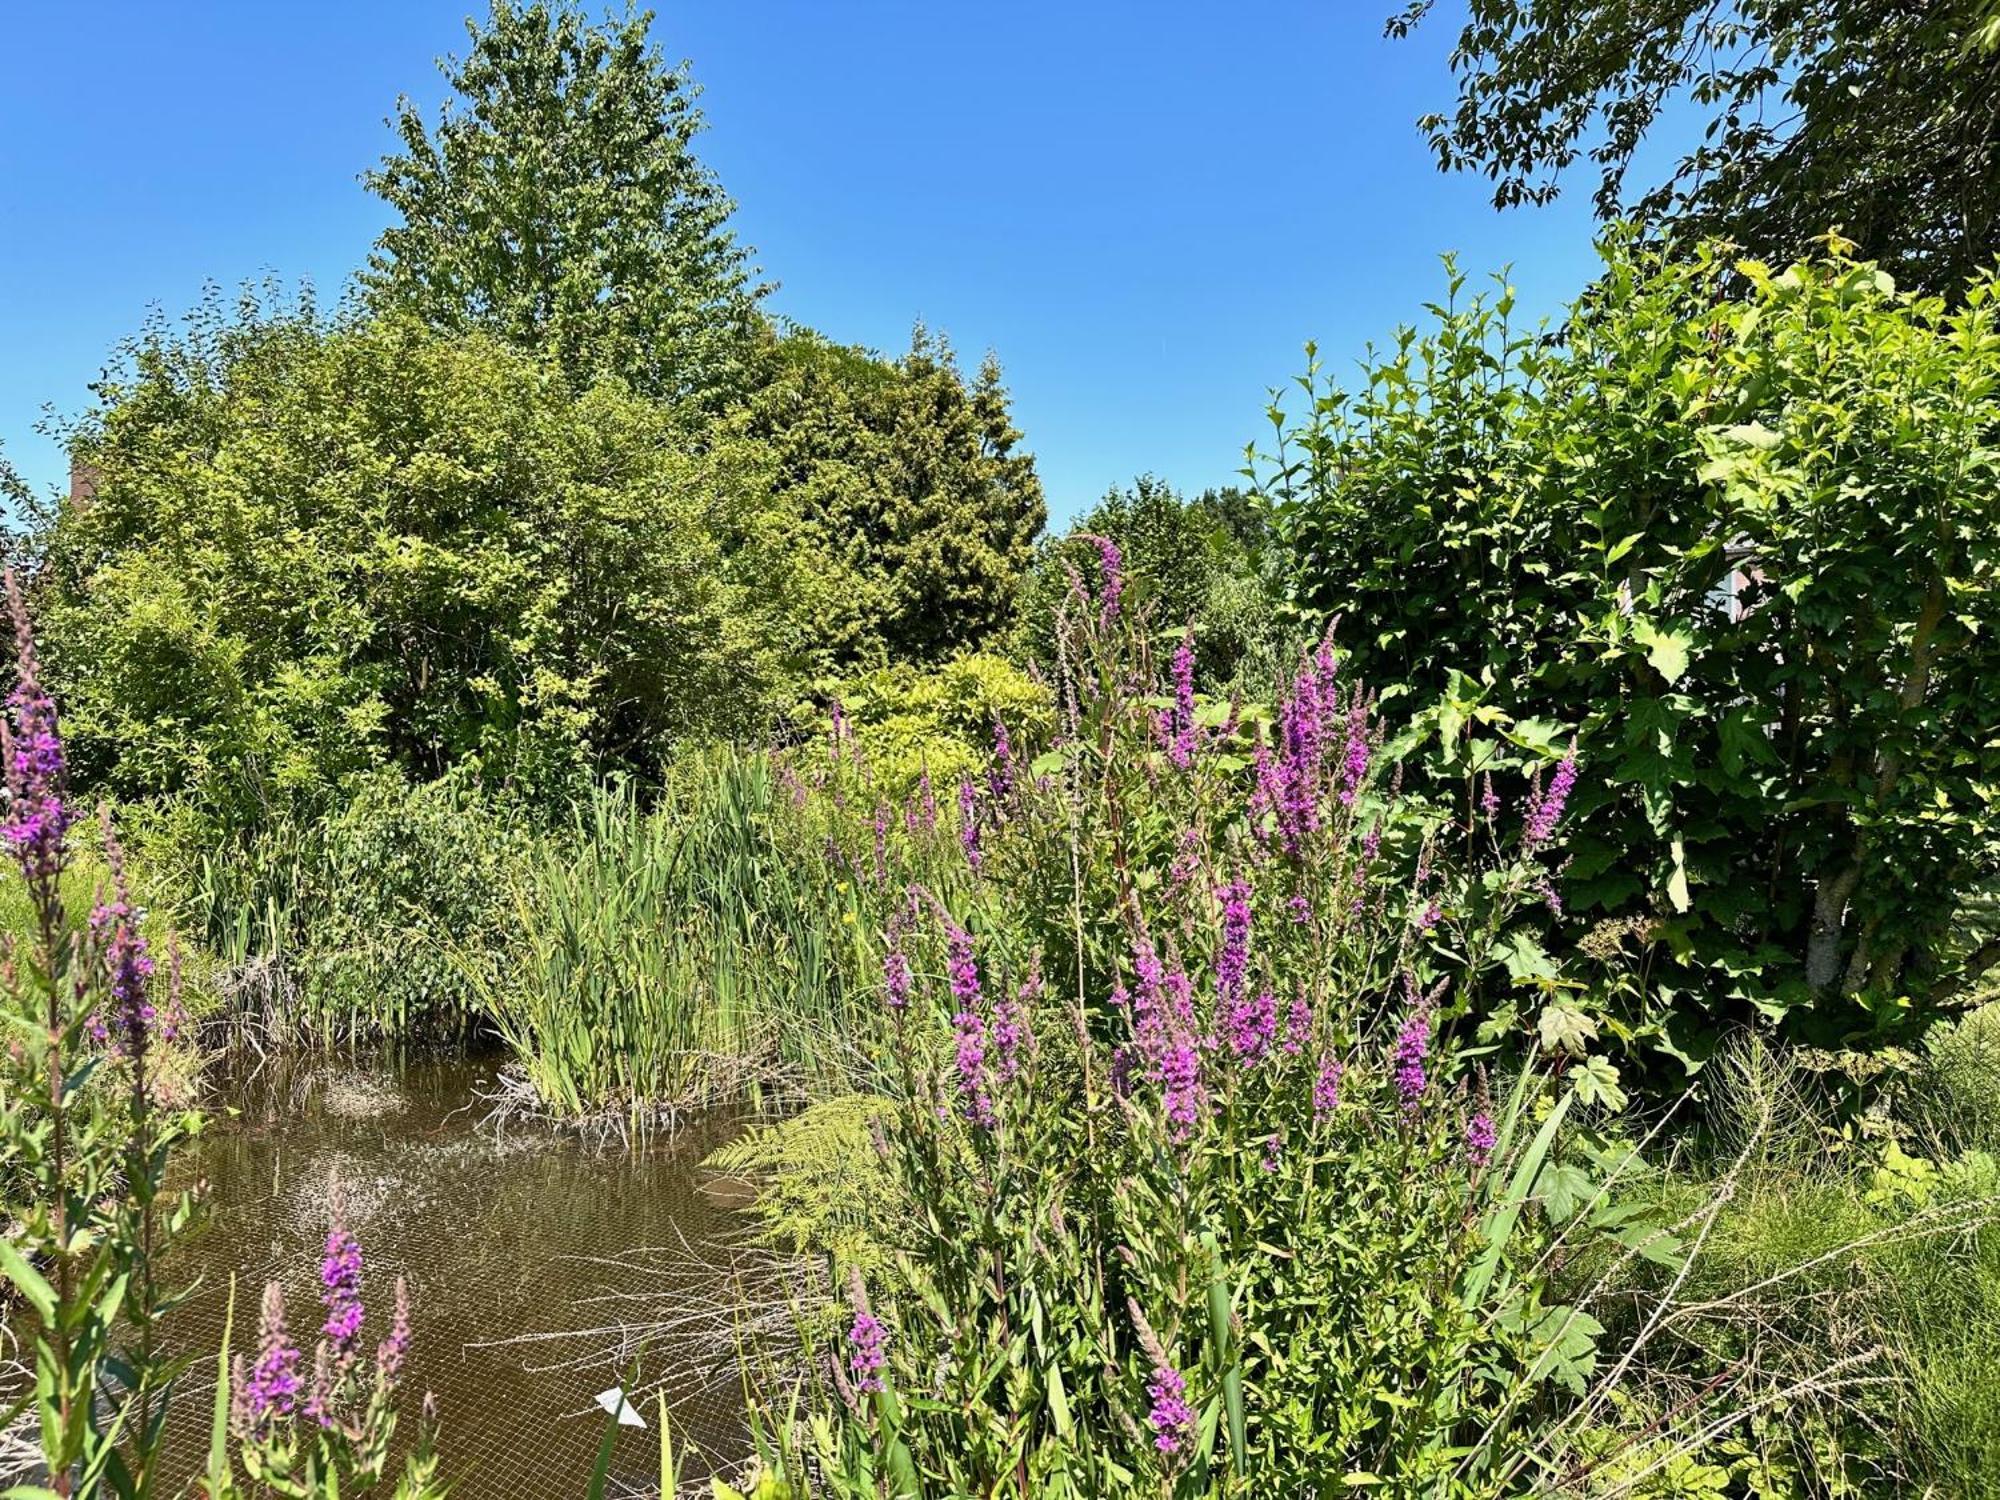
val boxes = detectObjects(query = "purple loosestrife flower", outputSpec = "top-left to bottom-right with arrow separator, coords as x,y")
1248,741 -> 1279,843
1338,695 -> 1371,807
882,945 -> 911,1013
1481,773 -> 1500,823
246,1282 -> 302,1422
1313,1056 -> 1344,1120
957,777 -> 983,872
989,719 -> 1015,806
1283,994 -> 1312,1056
1167,628 -> 1198,771
1157,1039 -> 1205,1141
91,819 -> 156,1055
846,1270 -> 887,1394
827,698 -> 848,759
1224,988 -> 1277,1065
1393,1005 -> 1432,1109
305,1343 -> 334,1429
847,1309 -> 887,1395
1084,533 -> 1124,625
1131,937 -> 1167,1053
1109,1044 -> 1138,1099
2,573 -> 71,890
1146,1364 -> 1195,1455
1466,1111 -> 1497,1169
1539,878 -> 1564,918
1287,892 -> 1313,926
321,1215 -> 366,1365
946,924 -> 996,1128
1215,877 -> 1253,1005
376,1276 -> 411,1388
871,803 -> 889,883
908,770 -> 937,834
992,971 -> 1037,1082
1261,1134 -> 1284,1173
1164,966 -> 1196,1033
1168,828 -> 1202,893
1524,741 -> 1579,848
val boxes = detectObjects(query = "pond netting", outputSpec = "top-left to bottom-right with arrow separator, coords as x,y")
153,1058 -> 775,1497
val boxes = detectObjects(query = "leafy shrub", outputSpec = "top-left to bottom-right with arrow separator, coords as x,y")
818,649 -> 1052,795
38,300 -> 777,832
1262,238 -> 2000,1070
300,769 -> 529,1041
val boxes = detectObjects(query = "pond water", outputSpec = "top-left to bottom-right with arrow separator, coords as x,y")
157,1056 -> 762,1497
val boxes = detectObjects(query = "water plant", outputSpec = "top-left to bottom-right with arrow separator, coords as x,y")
205,1199 -> 441,1499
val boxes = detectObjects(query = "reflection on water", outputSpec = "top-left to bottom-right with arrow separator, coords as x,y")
160,1055 -> 758,1497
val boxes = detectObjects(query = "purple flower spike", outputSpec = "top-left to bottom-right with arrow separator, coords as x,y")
958,777 -> 983,872
246,1281 -> 302,1422
376,1276 -> 411,1388
1524,741 -> 1579,848
989,719 -> 1015,806
946,924 -> 996,1128
1157,1039 -> 1205,1141
321,1215 -> 365,1364
1084,534 -> 1124,625
1146,1363 -> 1195,1454
1338,696 -> 1370,806
1224,988 -> 1276,1065
1466,1110 -> 1497,1168
1393,1006 -> 1432,1108
1167,628 -> 1198,771
1215,877 -> 1253,1005
2,572 -> 72,890
1283,994 -> 1312,1056
1313,1055 -> 1344,1120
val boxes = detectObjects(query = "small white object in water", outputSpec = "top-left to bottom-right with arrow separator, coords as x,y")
594,1386 -> 647,1428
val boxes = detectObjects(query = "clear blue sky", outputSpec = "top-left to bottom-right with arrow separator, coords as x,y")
0,1 -> 1611,523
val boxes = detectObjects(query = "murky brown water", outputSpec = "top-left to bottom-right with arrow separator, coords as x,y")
158,1055 -> 763,1498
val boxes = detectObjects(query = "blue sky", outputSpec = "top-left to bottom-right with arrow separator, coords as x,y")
0,2 -> 1612,523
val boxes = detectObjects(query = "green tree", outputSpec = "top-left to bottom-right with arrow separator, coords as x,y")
1014,476 -> 1280,686
1390,0 -> 2000,296
730,326 -> 1046,671
38,301 -> 773,829
362,0 -> 762,407
1262,238 -> 2000,1063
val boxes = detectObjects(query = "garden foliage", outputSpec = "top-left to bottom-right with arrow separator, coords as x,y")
40,307 -> 772,826
1262,239 -> 2000,1069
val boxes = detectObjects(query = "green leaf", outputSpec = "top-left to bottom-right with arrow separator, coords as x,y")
1569,1056 -> 1629,1113
1666,836 -> 1691,913
1537,1002 -> 1598,1055
1632,617 -> 1693,684
0,1241 -> 57,1324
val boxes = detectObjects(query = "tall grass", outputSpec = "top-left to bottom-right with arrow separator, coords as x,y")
462,755 -> 897,1121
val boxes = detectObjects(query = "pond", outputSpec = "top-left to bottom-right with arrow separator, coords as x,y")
157,1055 -> 763,1497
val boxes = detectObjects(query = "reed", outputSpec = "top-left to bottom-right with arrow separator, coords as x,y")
468,754 -> 889,1123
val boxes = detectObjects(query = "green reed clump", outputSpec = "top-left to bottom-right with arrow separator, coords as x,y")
468,754 -> 916,1121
